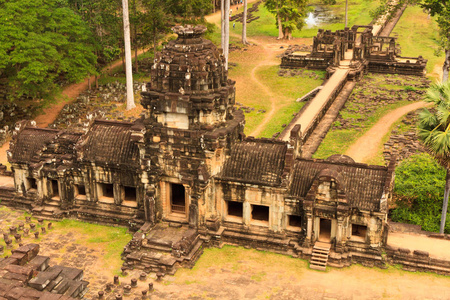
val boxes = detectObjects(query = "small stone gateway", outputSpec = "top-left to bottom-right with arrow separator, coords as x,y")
3,25 -> 403,274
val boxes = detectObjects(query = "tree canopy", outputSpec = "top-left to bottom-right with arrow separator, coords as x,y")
392,153 -> 449,233
0,0 -> 97,100
264,0 -> 309,40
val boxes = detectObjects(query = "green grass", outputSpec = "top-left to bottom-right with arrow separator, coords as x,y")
391,5 -> 444,80
229,64 -> 324,137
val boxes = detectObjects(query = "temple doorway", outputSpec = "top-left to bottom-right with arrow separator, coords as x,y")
319,218 -> 332,242
170,183 -> 186,214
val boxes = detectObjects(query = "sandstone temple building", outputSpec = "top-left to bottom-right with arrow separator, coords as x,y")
5,25 -> 395,271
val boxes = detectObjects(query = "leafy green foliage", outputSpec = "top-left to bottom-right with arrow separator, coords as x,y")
392,153 -> 450,233
418,82 -> 450,159
420,0 -> 450,48
67,0 -> 123,65
0,0 -> 97,100
264,0 -> 309,39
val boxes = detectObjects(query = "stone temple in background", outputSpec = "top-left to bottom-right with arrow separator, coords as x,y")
4,25 -> 395,272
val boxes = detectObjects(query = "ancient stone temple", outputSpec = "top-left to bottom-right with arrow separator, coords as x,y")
5,25 -> 394,272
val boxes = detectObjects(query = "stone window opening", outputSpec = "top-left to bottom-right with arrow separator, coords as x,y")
74,184 -> 86,200
26,178 -> 37,191
287,215 -> 302,231
251,205 -> 269,226
226,201 -> 243,222
98,183 -> 114,204
122,186 -> 138,208
51,180 -> 60,200
351,224 -> 367,242
170,183 -> 186,214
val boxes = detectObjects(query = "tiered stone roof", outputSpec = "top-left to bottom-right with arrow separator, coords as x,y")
9,127 -> 59,164
76,120 -> 140,168
220,139 -> 287,186
289,156 -> 389,211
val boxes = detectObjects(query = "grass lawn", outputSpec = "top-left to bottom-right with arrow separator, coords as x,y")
228,52 -> 325,137
391,5 -> 444,80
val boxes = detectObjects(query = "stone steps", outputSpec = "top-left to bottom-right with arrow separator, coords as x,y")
310,242 -> 331,271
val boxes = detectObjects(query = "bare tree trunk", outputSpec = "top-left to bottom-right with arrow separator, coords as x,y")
442,33 -> 450,82
345,0 -> 348,28
224,0 -> 230,70
221,0 -> 225,50
133,0 -> 138,73
440,169 -> 450,234
153,25 -> 157,58
284,17 -> 291,40
277,11 -> 284,39
242,0 -> 248,44
122,0 -> 136,110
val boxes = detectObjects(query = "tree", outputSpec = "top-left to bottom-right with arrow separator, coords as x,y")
165,0 -> 212,23
224,0 -> 230,69
68,0 -> 123,86
392,153 -> 448,233
242,0 -> 248,44
420,0 -> 450,82
122,0 -> 136,110
264,0 -> 308,40
345,0 -> 348,28
0,0 -> 97,100
417,81 -> 450,233
141,0 -> 171,57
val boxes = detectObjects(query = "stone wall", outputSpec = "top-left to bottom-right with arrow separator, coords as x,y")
385,245 -> 450,275
383,111 -> 425,164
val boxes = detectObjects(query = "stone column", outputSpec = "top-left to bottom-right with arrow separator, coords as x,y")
242,201 -> 251,226
305,214 -> 313,247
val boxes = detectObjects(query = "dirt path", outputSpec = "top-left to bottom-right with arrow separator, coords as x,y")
388,232 -> 450,260
246,43 -> 285,137
345,101 -> 430,163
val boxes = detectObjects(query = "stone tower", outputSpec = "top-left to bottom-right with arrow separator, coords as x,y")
139,25 -> 245,227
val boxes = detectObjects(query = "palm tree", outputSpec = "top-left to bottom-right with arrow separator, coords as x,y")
417,81 -> 450,234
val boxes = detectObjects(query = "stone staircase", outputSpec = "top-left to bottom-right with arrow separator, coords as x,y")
310,242 -> 331,271
32,199 -> 65,219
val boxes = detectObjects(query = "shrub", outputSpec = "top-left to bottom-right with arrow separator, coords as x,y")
391,153 -> 450,233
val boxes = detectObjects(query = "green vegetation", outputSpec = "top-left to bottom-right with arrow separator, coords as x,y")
391,153 -> 450,233
0,0 -> 97,100
417,80 -> 450,233
227,60 -> 324,137
391,5 -> 444,79
419,0 -> 450,82
264,0 -> 309,39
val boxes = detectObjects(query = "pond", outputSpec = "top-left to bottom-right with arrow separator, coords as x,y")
305,5 -> 343,28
